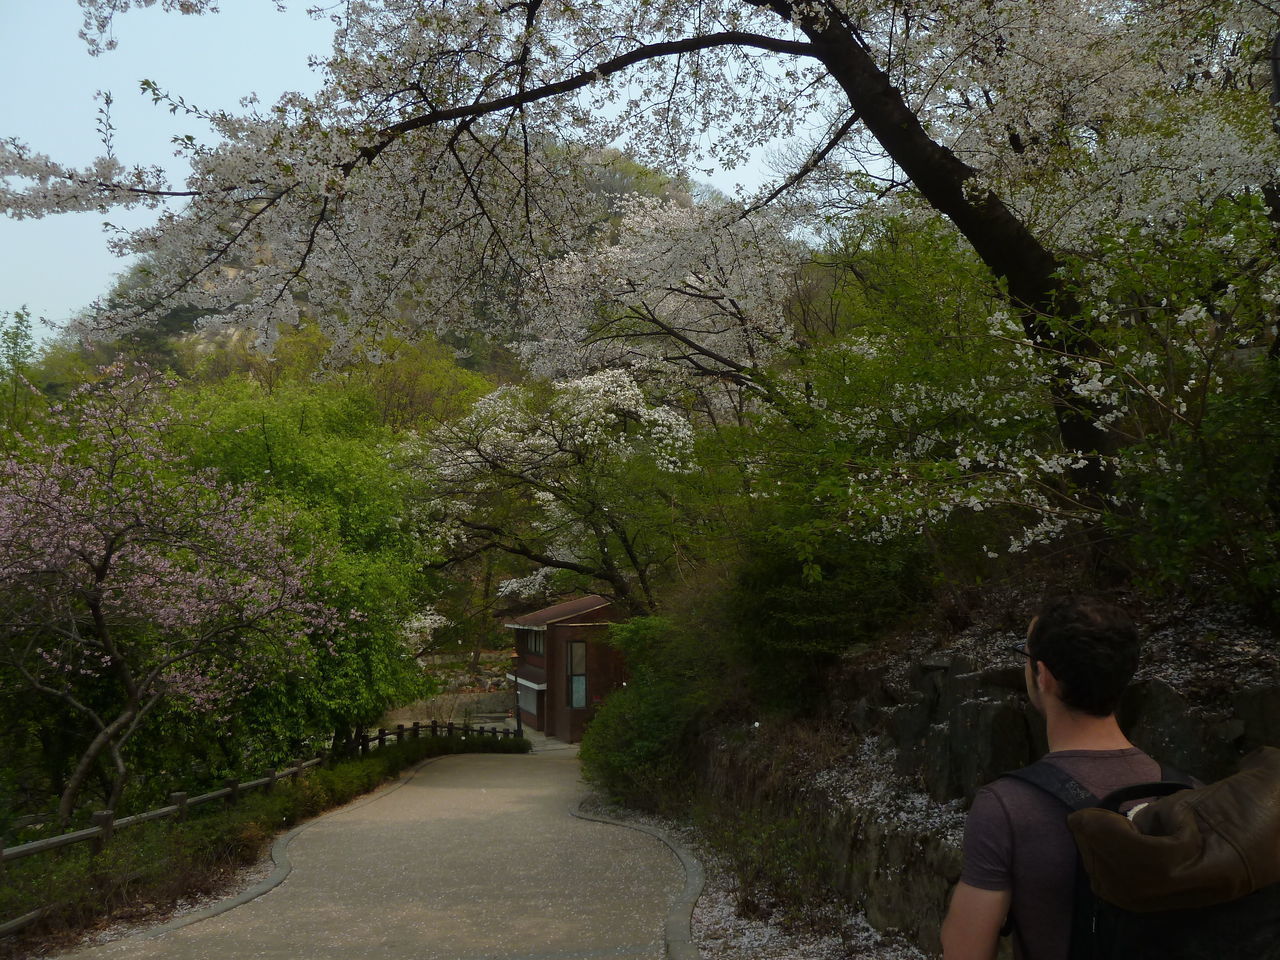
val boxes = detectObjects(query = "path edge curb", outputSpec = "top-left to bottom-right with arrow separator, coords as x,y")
571,801 -> 705,960
115,755 -> 448,945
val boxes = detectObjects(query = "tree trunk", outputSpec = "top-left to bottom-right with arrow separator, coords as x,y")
470,554 -> 495,672
105,740 -> 129,814
57,706 -> 137,826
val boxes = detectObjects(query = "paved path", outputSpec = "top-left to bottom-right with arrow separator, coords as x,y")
62,743 -> 686,960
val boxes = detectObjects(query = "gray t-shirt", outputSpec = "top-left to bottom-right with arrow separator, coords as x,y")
959,748 -> 1161,960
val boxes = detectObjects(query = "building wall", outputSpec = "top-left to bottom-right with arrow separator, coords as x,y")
514,627 -> 548,731
547,617 -> 626,744
546,624 -> 567,741
509,603 -> 627,744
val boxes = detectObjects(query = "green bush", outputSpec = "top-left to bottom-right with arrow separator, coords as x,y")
729,533 -> 927,658
580,615 -> 734,812
580,682 -> 694,812
581,619 -> 711,814
1111,358 -> 1280,617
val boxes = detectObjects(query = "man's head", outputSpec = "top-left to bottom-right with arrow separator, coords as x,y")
1025,595 -> 1140,717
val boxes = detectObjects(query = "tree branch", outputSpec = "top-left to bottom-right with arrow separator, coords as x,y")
343,31 -> 818,173
739,111 -> 862,218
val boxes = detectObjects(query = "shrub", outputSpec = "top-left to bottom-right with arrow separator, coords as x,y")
580,618 -> 701,811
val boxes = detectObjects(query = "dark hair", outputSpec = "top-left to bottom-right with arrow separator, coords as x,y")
1028,595 -> 1140,717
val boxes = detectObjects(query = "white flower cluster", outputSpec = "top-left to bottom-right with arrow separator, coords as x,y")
5,0 -> 1271,374
496,567 -> 556,599
428,369 -> 695,489
519,197 -> 802,393
401,606 -> 451,639
851,0 -> 1279,243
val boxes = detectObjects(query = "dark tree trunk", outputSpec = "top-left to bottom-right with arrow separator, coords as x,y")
58,706 -> 136,827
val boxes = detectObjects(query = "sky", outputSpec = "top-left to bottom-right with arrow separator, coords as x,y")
0,0 -> 335,338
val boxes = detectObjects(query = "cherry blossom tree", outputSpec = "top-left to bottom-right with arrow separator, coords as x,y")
519,198 -> 801,405
0,364 -> 327,824
406,369 -> 697,613
5,0 -> 1275,497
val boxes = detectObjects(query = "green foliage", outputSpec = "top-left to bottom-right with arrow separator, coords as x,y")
732,517 -> 929,653
579,616 -> 726,812
0,308 -> 39,441
1112,357 -> 1280,616
148,375 -> 440,785
1059,196 -> 1280,612
0,316 -> 497,819
695,804 -> 837,928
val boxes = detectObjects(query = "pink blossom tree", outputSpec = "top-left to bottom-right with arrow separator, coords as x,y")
0,364 -> 328,825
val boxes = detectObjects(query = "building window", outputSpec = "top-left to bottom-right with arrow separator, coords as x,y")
568,640 -> 586,709
524,629 -> 544,656
517,686 -> 538,715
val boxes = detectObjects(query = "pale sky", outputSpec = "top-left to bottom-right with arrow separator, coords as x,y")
0,0 -> 334,337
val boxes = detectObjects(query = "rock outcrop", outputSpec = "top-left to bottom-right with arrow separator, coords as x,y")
690,603 -> 1279,955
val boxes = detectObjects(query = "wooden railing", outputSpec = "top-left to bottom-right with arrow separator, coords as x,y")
0,720 -> 515,935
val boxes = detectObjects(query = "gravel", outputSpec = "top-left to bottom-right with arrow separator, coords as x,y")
582,798 -> 929,960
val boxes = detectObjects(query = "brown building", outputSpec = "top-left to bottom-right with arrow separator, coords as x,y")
506,595 -> 627,743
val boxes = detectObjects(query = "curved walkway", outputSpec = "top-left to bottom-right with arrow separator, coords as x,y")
61,743 -> 689,960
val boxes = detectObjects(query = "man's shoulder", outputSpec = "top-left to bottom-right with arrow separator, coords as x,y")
978,765 -> 1072,812
984,748 -> 1163,808
969,773 -> 1059,832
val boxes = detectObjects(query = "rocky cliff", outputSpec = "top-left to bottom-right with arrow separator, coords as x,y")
691,598 -> 1279,955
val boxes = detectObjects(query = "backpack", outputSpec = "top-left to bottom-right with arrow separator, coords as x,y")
1003,746 -> 1280,960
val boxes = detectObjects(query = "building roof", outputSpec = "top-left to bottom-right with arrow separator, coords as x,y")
505,595 -> 612,629
509,663 -> 547,689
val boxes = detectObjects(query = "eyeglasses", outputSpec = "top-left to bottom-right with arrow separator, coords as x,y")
1004,641 -> 1031,660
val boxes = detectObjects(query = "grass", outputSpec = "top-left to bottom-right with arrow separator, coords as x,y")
0,734 -> 530,957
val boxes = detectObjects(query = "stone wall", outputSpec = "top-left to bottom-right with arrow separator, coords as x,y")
382,689 -> 513,724
692,654 -> 1280,955
865,656 -> 1280,800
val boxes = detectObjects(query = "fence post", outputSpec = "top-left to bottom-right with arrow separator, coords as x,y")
431,720 -> 438,737
316,749 -> 327,769
360,729 -> 369,756
224,778 -> 240,806
90,810 -> 115,856
446,721 -> 454,737
396,724 -> 405,744
266,768 -> 277,793
502,728 -> 511,739
378,728 -> 387,749
412,721 -> 421,739
169,791 -> 189,821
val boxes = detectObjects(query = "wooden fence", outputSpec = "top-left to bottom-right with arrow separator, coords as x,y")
0,720 -> 515,936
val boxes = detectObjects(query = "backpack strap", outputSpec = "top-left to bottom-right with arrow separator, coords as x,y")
1002,759 -> 1100,811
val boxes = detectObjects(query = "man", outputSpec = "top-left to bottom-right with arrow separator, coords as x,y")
940,595 -> 1157,960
